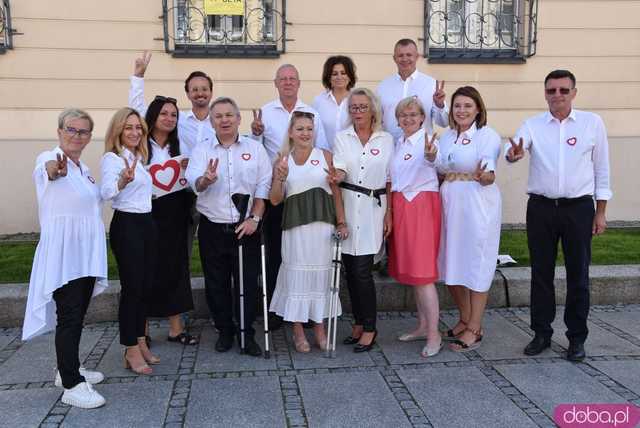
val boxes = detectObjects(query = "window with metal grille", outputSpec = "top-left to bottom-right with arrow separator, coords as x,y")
424,0 -> 538,63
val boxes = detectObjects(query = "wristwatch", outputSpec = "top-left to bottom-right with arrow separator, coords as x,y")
249,214 -> 261,223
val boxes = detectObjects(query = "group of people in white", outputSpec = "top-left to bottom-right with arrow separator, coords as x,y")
21,38 -> 612,409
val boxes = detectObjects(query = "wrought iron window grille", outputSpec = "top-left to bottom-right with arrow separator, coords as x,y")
424,0 -> 538,63
161,0 -> 287,58
0,0 -> 14,53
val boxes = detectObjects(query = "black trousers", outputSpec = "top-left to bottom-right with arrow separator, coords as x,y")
263,202 -> 283,304
526,194 -> 594,344
110,210 -> 157,346
53,276 -> 95,389
343,254 -> 377,332
198,217 -> 259,336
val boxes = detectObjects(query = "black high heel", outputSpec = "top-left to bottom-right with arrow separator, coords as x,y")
353,331 -> 377,353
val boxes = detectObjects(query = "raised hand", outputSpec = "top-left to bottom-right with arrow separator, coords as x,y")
424,132 -> 438,162
118,157 -> 137,190
134,51 -> 152,78
201,158 -> 219,187
472,160 -> 495,186
45,153 -> 68,180
433,80 -> 446,108
506,137 -> 525,162
251,109 -> 264,136
274,153 -> 288,182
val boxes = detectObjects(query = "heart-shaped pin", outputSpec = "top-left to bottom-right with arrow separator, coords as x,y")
370,149 -> 380,156
149,159 -> 181,192
179,178 -> 187,186
241,153 -> 251,161
566,137 -> 577,146
310,159 -> 320,166
404,153 -> 412,161
462,138 -> 471,145
87,176 -> 95,184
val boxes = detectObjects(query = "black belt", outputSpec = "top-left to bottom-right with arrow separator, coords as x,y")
339,182 -> 386,206
529,194 -> 593,206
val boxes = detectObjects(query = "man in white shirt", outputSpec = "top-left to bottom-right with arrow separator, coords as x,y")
506,70 -> 612,362
250,64 -> 328,328
377,39 -> 449,142
186,97 -> 272,357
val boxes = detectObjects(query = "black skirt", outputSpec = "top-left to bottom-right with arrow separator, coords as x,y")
147,189 -> 195,317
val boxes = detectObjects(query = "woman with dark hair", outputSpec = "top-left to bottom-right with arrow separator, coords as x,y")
312,55 -> 357,149
144,96 -> 198,346
436,86 -> 501,352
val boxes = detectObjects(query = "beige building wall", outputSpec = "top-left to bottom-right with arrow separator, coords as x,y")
0,0 -> 638,233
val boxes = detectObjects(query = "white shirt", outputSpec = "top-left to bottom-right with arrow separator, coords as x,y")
508,110 -> 613,200
148,138 -> 174,165
333,127 -> 394,256
390,128 -> 440,201
100,149 -> 153,213
437,123 -> 501,174
185,131 -> 272,223
312,90 -> 350,150
129,76 -> 214,157
253,98 -> 330,162
23,147 -> 108,340
377,69 -> 449,141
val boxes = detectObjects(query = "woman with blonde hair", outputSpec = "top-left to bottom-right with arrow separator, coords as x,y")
101,107 -> 159,374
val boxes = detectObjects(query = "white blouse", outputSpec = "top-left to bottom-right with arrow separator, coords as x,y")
390,128 -> 440,201
100,148 -> 153,213
333,127 -> 394,256
437,123 -> 501,174
22,147 -> 108,340
312,90 -> 350,150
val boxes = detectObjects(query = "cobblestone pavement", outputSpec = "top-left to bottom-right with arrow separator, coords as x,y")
1,305 -> 639,428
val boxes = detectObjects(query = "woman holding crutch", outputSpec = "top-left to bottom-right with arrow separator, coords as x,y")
269,111 -> 347,353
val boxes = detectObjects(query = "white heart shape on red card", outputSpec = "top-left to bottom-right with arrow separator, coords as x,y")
370,149 -> 380,156
566,137 -> 577,146
241,153 -> 251,161
179,178 -> 187,186
149,159 -> 181,192
310,159 -> 320,166
462,138 -> 471,145
404,153 -> 412,161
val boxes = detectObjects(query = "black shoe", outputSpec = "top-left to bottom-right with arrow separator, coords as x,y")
523,335 -> 551,356
354,331 -> 377,353
244,336 -> 262,357
215,333 -> 234,352
268,314 -> 283,331
566,342 -> 586,362
343,335 -> 360,345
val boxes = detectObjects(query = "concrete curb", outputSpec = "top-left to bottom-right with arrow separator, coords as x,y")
1,265 -> 639,328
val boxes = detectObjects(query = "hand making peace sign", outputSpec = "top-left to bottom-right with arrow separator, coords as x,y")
118,157 -> 137,190
45,153 -> 68,180
506,137 -> 525,163
433,80 -> 446,109
134,51 -> 152,78
472,160 -> 495,186
201,158 -> 219,187
424,132 -> 438,162
251,109 -> 264,137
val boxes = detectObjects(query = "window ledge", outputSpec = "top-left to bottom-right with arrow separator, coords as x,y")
426,49 -> 526,64
172,44 -> 281,58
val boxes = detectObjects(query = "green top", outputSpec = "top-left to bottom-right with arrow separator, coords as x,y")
281,187 -> 336,231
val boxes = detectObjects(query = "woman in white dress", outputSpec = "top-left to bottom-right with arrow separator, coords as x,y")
22,108 -> 107,409
436,86 -> 502,352
312,55 -> 357,149
269,111 -> 347,352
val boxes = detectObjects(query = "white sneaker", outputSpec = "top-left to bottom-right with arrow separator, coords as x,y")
55,367 -> 105,388
61,382 -> 106,409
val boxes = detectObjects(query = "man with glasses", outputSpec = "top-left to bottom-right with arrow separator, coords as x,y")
506,69 -> 612,362
250,64 -> 329,329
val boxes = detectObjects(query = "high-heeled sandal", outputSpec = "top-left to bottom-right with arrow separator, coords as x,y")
441,320 -> 468,342
293,334 -> 311,353
450,327 -> 483,353
123,349 -> 153,375
137,338 -> 161,365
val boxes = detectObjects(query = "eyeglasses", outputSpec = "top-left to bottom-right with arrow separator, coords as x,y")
63,127 -> 92,138
292,111 -> 315,119
349,104 -> 370,113
154,95 -> 177,104
545,88 -> 572,95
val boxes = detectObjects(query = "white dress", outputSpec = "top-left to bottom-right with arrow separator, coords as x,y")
22,147 -> 108,340
436,124 -> 502,292
269,148 -> 341,323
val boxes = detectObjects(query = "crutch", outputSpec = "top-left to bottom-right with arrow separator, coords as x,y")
260,228 -> 271,359
325,231 -> 343,358
232,193 -> 250,354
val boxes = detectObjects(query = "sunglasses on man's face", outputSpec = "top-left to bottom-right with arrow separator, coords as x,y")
545,88 -> 572,95
154,95 -> 178,104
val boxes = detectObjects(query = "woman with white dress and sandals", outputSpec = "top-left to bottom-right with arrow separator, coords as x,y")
436,86 -> 502,352
269,111 -> 347,352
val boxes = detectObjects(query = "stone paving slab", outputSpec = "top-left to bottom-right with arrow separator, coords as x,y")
0,388 -> 61,428
0,330 -> 102,385
589,360 -> 640,396
495,362 -> 627,415
398,366 -> 538,428
186,377 -> 285,427
0,334 -> 15,351
298,371 -> 411,428
62,381 -> 173,427
592,310 -> 640,339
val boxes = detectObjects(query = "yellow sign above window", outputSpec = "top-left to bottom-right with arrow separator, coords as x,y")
204,0 -> 245,16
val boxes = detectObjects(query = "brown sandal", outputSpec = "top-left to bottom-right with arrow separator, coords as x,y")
450,327 -> 483,353
441,320 -> 468,342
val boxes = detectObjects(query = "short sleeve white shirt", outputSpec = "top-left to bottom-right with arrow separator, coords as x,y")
437,124 -> 502,174
312,90 -> 350,150
390,128 -> 440,201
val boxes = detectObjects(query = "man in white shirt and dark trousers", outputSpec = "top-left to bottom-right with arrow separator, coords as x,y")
251,64 -> 329,329
186,97 -> 272,356
506,70 -> 612,362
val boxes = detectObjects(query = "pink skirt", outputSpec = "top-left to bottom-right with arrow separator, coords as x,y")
388,191 -> 441,286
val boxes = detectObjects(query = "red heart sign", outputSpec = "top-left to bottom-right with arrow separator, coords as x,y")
179,178 -> 187,186
404,153 -> 412,161
370,149 -> 380,156
310,159 -> 320,166
566,137 -> 577,146
149,159 -> 181,192
242,153 -> 251,161
462,138 -> 471,145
